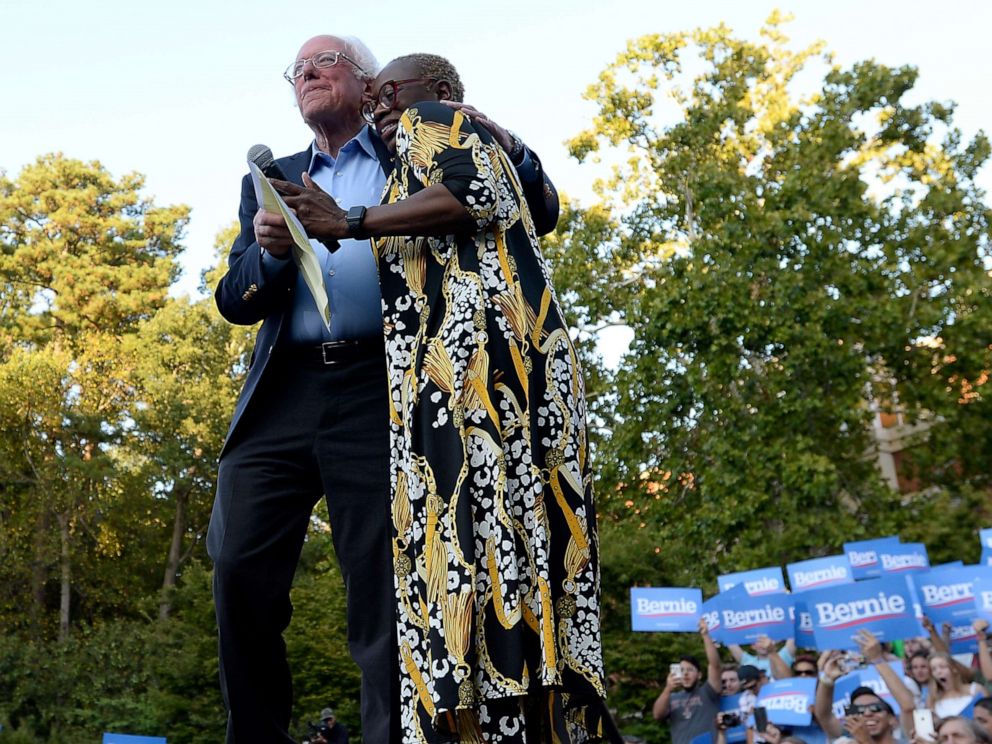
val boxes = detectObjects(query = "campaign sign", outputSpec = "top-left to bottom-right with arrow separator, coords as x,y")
946,621 -> 979,654
103,736 -> 167,744
857,661 -> 908,715
982,549 -> 992,568
981,528 -> 992,551
806,575 -> 923,649
844,536 -> 901,580
718,566 -> 787,596
788,555 -> 854,593
975,577 -> 992,623
879,543 -> 930,575
630,587 -> 702,632
794,600 -> 816,648
912,566 -> 992,625
720,693 -> 747,743
708,585 -> 794,645
831,670 -> 864,719
756,677 -> 816,727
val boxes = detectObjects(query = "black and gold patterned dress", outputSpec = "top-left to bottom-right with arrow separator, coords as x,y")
373,101 -> 606,743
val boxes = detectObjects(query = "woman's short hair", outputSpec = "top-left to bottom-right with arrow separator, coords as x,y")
392,53 -> 465,101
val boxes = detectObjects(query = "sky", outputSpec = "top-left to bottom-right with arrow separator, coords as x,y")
2,0 -> 990,307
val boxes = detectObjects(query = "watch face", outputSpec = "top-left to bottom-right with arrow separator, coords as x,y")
347,205 -> 367,235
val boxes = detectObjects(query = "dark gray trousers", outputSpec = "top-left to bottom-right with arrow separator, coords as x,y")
208,347 -> 399,744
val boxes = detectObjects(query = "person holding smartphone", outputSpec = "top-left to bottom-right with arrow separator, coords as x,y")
653,618 -> 723,744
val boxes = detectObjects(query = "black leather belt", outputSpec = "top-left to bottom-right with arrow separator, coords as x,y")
279,338 -> 383,366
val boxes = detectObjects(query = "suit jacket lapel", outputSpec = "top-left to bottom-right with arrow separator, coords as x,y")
281,148 -> 312,185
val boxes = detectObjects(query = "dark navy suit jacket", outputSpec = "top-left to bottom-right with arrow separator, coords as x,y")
215,125 -> 560,458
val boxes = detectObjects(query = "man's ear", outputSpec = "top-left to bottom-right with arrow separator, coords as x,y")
435,80 -> 453,101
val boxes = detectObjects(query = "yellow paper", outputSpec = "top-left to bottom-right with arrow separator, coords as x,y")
249,163 -> 331,331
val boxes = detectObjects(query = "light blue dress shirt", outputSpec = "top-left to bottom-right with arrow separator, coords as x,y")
261,124 -> 541,344
261,125 -> 386,344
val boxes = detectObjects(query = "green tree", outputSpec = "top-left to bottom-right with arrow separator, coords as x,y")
554,13 -> 991,734
0,154 -> 188,638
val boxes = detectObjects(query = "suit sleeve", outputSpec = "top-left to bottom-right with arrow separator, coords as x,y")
214,172 -> 297,325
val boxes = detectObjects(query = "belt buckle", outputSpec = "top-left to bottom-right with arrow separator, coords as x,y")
321,340 -> 348,365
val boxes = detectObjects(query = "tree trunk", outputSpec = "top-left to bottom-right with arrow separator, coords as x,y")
30,507 -> 50,638
57,511 -> 71,641
159,488 -> 188,619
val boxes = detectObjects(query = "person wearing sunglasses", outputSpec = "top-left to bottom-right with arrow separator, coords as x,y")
274,52 -> 610,743
815,642 -> 914,744
212,35 -> 561,744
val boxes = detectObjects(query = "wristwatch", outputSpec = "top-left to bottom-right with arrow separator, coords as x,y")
346,205 -> 368,239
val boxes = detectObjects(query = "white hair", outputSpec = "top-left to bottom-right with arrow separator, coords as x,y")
338,35 -> 379,81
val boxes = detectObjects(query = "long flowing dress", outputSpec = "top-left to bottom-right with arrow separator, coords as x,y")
373,101 -> 606,743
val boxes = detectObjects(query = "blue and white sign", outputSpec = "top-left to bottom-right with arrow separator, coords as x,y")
975,576 -> 992,623
946,621 -> 980,654
844,536 -> 901,580
630,587 -> 702,632
788,555 -> 854,593
103,736 -> 167,744
981,549 -> 992,568
756,677 -> 816,727
806,575 -> 923,649
912,566 -> 992,624
708,585 -> 795,645
857,661 -> 908,715
794,600 -> 816,648
719,566 -> 787,596
933,561 -> 965,570
720,694 -> 748,743
879,543 -> 930,575
831,670 -> 864,719
980,528 -> 992,551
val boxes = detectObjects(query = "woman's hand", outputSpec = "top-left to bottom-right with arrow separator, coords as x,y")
439,101 -> 519,158
273,174 -> 349,242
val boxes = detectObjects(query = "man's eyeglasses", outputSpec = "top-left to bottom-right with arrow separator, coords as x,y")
284,50 -> 365,82
847,703 -> 887,715
362,78 -> 436,119
793,667 -> 817,677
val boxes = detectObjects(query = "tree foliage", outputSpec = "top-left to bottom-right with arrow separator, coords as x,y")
551,14 -> 992,735
2,14 -> 992,742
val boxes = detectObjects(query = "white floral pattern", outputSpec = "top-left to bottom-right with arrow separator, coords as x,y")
375,102 -> 606,743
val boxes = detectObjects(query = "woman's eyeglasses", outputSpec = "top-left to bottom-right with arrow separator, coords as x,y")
793,667 -> 817,677
362,78 -> 436,119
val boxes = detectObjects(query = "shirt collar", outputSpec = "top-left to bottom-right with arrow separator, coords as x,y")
308,125 -> 378,171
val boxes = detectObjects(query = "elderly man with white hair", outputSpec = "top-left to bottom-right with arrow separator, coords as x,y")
210,34 -> 560,744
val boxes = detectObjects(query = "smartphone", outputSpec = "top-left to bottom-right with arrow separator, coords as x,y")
754,706 -> 768,734
914,709 -> 936,742
669,662 -> 683,681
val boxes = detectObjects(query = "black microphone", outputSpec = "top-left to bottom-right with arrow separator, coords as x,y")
247,144 -> 288,181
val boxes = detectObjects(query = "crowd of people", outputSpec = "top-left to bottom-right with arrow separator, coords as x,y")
651,618 -> 992,744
